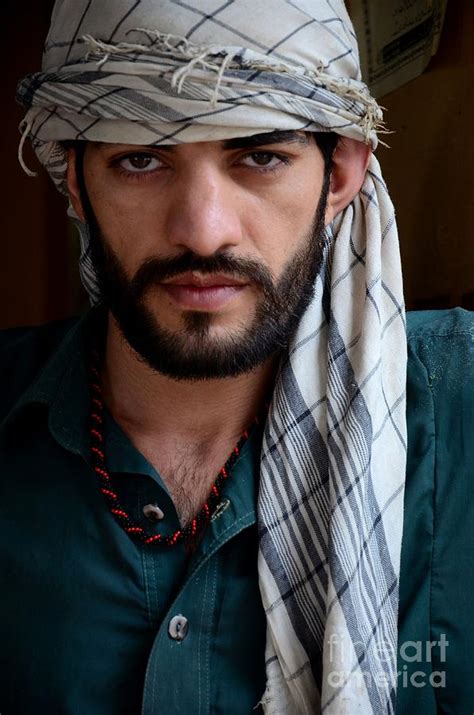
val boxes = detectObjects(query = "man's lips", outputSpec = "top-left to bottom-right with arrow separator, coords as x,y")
162,272 -> 249,288
160,273 -> 249,310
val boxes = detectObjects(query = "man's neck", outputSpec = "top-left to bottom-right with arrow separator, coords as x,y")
101,314 -> 277,449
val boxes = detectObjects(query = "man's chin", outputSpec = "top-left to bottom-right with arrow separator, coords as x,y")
111,311 -> 266,380
128,346 -> 268,382
143,296 -> 254,334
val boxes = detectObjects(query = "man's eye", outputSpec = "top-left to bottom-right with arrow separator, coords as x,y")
241,152 -> 285,169
119,154 -> 161,173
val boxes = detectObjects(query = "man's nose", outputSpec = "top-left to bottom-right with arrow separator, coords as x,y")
164,163 -> 243,256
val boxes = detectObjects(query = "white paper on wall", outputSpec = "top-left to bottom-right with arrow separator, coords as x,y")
347,0 -> 448,97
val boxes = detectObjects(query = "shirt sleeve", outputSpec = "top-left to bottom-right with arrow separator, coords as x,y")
397,308 -> 474,715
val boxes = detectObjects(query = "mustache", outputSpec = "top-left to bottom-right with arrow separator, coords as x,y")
129,251 -> 276,300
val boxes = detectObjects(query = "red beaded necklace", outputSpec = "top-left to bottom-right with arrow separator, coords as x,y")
88,348 -> 259,546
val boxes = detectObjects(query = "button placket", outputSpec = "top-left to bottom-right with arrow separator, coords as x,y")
142,557 -> 219,715
138,484 -> 187,628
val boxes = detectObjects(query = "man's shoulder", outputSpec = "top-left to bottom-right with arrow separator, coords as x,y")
406,307 -> 474,394
0,316 -> 81,423
0,316 -> 80,364
0,318 -> 78,346
406,306 -> 474,341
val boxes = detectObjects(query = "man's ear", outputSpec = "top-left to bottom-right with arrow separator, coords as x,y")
66,147 -> 86,223
325,138 -> 371,225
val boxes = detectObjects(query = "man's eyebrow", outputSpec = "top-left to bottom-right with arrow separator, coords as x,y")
152,131 -> 309,151
221,131 -> 310,150
94,130 -> 309,154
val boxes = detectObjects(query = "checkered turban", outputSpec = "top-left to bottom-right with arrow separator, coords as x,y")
17,2 -> 407,713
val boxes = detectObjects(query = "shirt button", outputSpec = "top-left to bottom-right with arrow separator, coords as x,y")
143,504 -> 164,521
168,615 -> 189,642
211,498 -> 231,521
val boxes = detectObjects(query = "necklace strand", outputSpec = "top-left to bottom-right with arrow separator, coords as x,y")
88,349 -> 259,546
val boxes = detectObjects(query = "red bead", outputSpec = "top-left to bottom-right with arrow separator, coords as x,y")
100,487 -> 118,499
111,508 -> 129,519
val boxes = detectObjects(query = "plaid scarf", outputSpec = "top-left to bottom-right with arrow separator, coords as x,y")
17,2 -> 407,712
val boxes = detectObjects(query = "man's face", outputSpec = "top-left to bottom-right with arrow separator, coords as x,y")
74,131 -> 331,380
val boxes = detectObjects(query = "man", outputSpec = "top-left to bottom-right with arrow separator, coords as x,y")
2,1 -> 473,713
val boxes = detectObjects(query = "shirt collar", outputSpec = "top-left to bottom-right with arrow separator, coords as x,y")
1,306 -> 263,523
1,307 -> 100,456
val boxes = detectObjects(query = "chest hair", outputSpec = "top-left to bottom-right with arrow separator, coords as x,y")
141,439 -> 229,526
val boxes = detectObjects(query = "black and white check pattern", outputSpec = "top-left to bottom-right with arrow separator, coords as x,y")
17,2 -> 406,713
259,175 -> 406,713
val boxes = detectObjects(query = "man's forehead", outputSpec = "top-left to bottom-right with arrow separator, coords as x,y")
90,131 -> 311,154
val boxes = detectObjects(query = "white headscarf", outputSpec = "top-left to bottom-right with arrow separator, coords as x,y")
18,2 -> 406,712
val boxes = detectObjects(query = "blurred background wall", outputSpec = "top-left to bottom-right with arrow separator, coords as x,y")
1,0 -> 473,328
1,1 -> 84,328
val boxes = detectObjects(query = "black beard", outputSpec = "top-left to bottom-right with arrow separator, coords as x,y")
82,179 -> 329,381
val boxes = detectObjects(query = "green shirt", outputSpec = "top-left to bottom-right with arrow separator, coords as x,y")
0,306 -> 473,714
0,308 -> 266,715
396,308 -> 474,713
